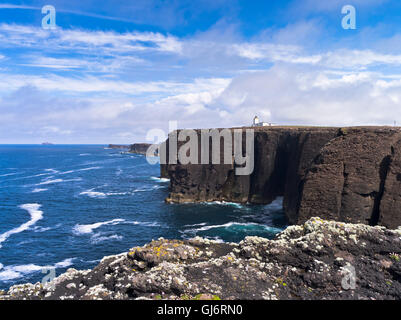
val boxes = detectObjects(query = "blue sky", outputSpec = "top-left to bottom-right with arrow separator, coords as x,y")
1,0 -> 401,143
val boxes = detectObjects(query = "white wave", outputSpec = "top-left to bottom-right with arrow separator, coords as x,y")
0,263 -> 3,270
265,197 -> 284,210
0,204 -> 43,248
73,219 -> 164,236
73,219 -> 125,235
150,177 -> 170,183
79,191 -> 107,198
32,226 -> 51,233
204,236 -> 224,243
91,233 -> 123,244
183,222 -> 283,234
0,258 -> 75,281
36,178 -> 82,186
58,166 -> 101,175
79,153 -> 91,156
79,189 -> 129,198
0,173 -> 18,177
201,201 -> 245,209
137,221 -> 162,227
183,222 -> 207,228
37,178 -> 63,185
54,258 -> 75,268
44,169 -> 59,173
31,188 -> 48,193
106,191 -> 130,196
133,185 -> 164,192
7,172 -> 53,181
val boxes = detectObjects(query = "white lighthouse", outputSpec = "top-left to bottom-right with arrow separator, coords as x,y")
253,116 -> 260,126
252,115 -> 271,127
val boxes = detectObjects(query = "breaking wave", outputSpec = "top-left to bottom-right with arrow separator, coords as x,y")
0,258 -> 75,281
150,177 -> 170,183
90,233 -> 123,244
0,204 -> 43,248
31,188 -> 48,193
72,219 -> 126,235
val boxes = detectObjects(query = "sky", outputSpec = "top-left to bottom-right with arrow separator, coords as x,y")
1,0 -> 401,143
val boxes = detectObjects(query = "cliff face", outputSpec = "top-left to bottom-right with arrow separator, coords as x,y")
297,128 -> 401,228
129,143 -> 152,155
162,127 -> 401,229
2,218 -> 401,300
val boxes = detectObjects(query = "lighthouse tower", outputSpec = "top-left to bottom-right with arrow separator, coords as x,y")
253,116 -> 260,126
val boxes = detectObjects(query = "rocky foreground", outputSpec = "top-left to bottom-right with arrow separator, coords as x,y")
1,217 -> 401,300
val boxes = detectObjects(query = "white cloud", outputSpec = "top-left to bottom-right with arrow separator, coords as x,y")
0,24 -> 182,55
0,73 -> 230,97
1,19 -> 401,143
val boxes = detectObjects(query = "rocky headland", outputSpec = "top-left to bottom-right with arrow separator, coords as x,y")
1,218 -> 400,300
162,126 -> 401,229
129,143 -> 154,155
107,144 -> 130,149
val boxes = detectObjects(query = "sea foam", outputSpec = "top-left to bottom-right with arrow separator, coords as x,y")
0,173 -> 19,177
0,204 -> 43,248
0,258 -> 74,281
91,233 -> 123,244
73,219 -> 126,235
150,177 -> 170,183
182,222 -> 283,235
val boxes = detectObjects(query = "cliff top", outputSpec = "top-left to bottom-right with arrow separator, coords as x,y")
173,126 -> 401,134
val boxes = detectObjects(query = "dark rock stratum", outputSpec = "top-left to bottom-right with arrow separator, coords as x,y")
1,218 -> 401,300
162,126 -> 401,229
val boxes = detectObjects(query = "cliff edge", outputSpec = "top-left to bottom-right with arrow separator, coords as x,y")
162,126 -> 401,229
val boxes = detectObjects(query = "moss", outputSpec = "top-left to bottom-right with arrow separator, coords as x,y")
389,253 -> 400,262
192,293 -> 221,300
275,277 -> 287,287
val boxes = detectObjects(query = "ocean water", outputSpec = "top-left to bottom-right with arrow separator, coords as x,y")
0,145 -> 287,290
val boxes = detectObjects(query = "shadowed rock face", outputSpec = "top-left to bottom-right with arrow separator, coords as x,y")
162,127 -> 401,229
2,218 -> 401,300
298,128 -> 401,229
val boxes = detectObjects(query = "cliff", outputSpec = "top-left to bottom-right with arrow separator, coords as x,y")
2,218 -> 401,300
129,143 -> 154,155
107,144 -> 129,149
162,126 -> 401,229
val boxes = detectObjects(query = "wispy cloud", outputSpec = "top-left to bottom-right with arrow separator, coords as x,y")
0,4 -> 39,10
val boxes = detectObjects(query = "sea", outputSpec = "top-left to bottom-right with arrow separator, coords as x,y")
0,145 -> 287,290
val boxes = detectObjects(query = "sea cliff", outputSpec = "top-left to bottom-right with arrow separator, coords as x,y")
162,126 -> 401,229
